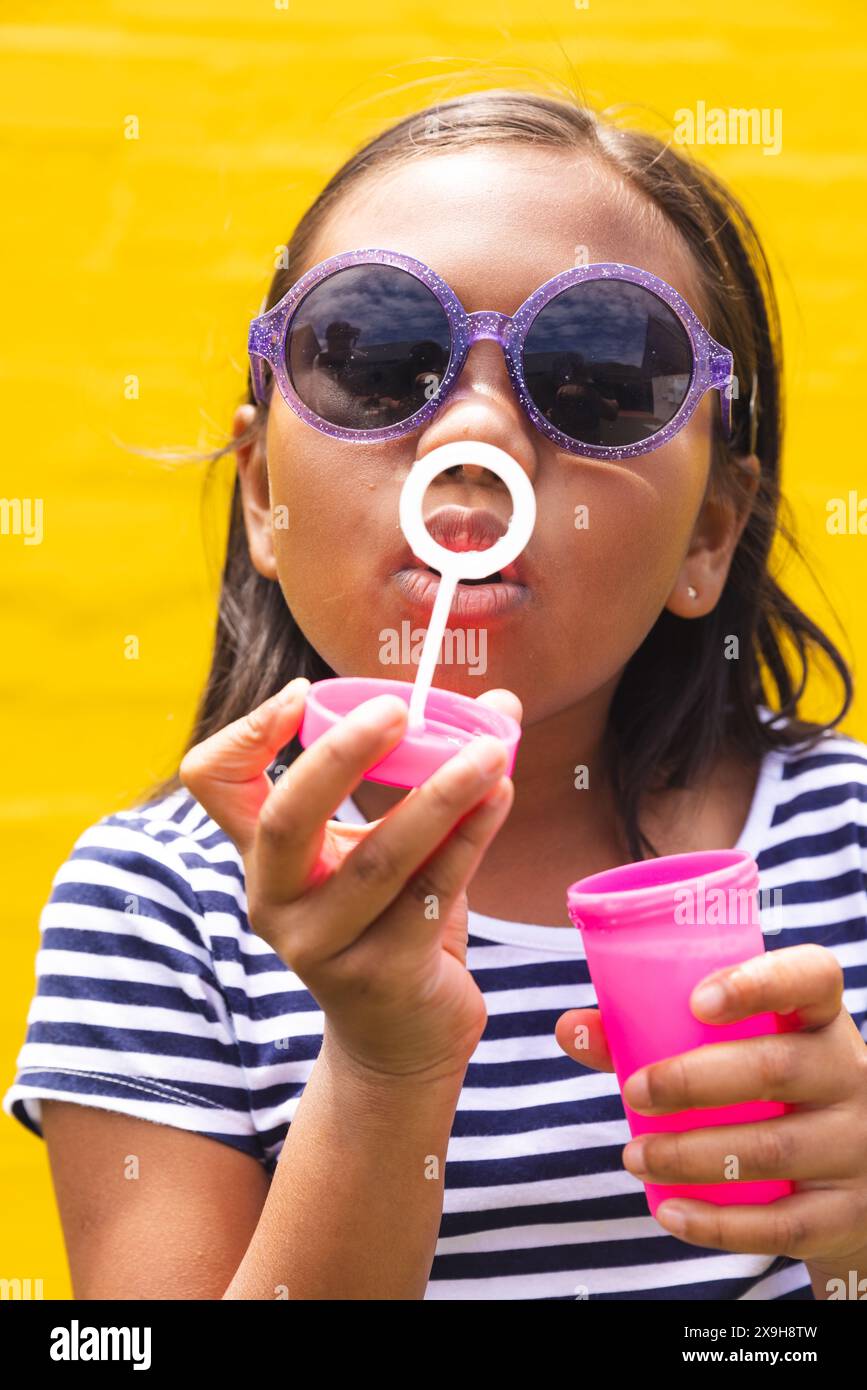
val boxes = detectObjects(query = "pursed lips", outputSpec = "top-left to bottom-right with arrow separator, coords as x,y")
395,504 -> 525,584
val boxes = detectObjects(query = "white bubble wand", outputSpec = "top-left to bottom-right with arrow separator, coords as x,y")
397,441 -> 537,731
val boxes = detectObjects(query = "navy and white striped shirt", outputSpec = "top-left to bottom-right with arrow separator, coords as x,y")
5,718 -> 867,1299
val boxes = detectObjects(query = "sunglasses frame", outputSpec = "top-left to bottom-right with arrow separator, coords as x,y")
247,247 -> 734,461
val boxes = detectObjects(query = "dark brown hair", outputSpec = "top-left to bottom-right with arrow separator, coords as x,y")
141,87 -> 853,860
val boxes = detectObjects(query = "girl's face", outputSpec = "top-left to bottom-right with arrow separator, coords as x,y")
238,149 -> 755,728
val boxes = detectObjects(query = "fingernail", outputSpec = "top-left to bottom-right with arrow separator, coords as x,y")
656,1201 -> 688,1234
625,1069 -> 650,1110
464,736 -> 508,776
623,1140 -> 648,1177
279,676 -> 310,701
353,694 -> 407,732
692,979 -> 728,1014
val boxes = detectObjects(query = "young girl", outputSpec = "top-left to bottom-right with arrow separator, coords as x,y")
6,89 -> 867,1302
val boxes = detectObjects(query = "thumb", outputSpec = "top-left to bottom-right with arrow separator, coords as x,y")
179,676 -> 311,853
555,1007 -> 615,1073
474,687 -> 522,726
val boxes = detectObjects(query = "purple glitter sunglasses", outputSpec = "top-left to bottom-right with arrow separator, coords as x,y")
247,247 -> 734,461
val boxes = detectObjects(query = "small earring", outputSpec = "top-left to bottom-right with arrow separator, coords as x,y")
687,585 -> 698,599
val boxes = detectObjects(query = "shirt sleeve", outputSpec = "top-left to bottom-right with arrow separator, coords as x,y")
2,810 -> 264,1166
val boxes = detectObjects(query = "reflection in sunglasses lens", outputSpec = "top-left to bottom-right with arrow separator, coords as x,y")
286,265 -> 452,430
523,280 -> 692,447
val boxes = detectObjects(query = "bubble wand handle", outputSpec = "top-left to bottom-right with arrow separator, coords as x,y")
406,569 -> 458,731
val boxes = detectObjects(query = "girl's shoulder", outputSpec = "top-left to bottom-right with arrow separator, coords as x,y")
751,717 -> 867,971
56,785 -> 247,932
753,708 -> 867,854
764,716 -> 867,816
2,787 -> 270,1161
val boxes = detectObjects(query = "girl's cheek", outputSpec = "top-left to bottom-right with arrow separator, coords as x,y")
550,437 -> 710,635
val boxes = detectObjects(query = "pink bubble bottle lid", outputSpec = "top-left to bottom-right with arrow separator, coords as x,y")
299,676 -> 521,787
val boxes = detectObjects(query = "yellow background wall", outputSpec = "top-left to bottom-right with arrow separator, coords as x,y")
1,0 -> 865,1296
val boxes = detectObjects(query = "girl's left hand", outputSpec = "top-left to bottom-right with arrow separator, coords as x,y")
555,943 -> 867,1268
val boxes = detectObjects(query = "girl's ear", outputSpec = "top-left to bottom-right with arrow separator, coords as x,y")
233,403 -> 278,581
666,452 -> 760,618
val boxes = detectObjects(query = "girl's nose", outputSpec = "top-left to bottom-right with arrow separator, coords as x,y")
419,346 -> 540,490
451,461 -> 491,483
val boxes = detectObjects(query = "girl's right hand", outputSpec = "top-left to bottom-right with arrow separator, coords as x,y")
179,679 -> 518,1083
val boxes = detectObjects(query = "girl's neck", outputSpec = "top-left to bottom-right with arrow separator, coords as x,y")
348,689 -> 632,926
351,684 -> 618,830
348,700 -> 763,930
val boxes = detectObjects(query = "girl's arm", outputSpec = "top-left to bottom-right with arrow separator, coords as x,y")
41,1102 -> 271,1299
225,1037 -> 465,1300
41,680 -> 517,1300
43,1038 -> 463,1300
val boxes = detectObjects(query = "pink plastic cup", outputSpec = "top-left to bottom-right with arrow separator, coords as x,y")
298,676 -> 521,788
566,849 -> 795,1217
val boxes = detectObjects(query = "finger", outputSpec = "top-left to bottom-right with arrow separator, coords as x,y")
474,687 -> 523,725
652,1188 -> 858,1261
555,1008 -> 615,1073
622,1024 -> 845,1115
254,692 -> 410,902
690,943 -> 845,1031
622,1107 -> 857,1185
368,774 -> 516,958
178,677 -> 311,853
300,733 -> 513,957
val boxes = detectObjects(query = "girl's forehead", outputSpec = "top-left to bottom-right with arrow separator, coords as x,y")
307,147 -> 707,318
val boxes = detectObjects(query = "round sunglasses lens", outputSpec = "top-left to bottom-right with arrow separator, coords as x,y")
522,279 -> 692,448
285,264 -> 451,431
